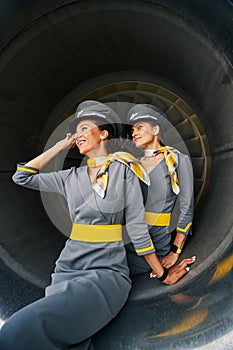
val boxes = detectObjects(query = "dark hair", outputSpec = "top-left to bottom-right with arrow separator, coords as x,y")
95,119 -> 117,153
92,119 -> 115,140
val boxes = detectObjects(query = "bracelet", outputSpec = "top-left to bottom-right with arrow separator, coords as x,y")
171,243 -> 182,254
157,267 -> 169,282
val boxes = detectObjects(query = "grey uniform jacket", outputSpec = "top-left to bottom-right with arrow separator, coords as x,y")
13,161 -> 155,278
0,160 -> 156,350
126,150 -> 194,274
146,151 -> 194,235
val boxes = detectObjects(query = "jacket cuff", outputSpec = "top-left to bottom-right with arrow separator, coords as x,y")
176,221 -> 192,235
135,239 -> 155,256
17,163 -> 39,174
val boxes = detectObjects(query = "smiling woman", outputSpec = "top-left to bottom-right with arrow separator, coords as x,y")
74,119 -> 110,156
0,100 -> 137,349
0,99 -> 195,349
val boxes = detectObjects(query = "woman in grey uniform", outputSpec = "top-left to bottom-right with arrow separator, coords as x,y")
0,100 -> 195,350
126,104 -> 194,275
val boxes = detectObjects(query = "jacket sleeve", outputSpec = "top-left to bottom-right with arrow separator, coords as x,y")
12,163 -> 72,197
124,167 -> 155,256
176,154 -> 194,235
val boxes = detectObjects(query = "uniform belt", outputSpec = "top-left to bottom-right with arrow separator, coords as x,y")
70,223 -> 122,242
144,212 -> 171,226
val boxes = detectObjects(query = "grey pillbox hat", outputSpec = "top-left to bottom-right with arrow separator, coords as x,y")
126,104 -> 167,133
69,100 -> 122,137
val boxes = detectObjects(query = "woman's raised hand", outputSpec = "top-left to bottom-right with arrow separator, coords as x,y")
56,133 -> 77,151
25,133 -> 77,169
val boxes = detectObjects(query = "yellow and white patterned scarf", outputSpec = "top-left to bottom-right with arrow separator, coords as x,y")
160,146 -> 180,194
144,146 -> 180,195
88,152 -> 150,198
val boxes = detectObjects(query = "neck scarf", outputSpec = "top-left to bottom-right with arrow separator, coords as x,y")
144,146 -> 180,195
144,149 -> 160,157
89,152 -> 150,198
87,157 -> 108,168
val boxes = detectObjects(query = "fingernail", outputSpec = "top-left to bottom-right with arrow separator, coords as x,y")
186,267 -> 190,272
192,256 -> 196,260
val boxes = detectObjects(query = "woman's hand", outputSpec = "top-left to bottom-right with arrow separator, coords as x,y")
150,256 -> 196,285
25,133 -> 77,170
56,133 -> 77,151
160,251 -> 179,269
163,256 -> 196,285
160,232 -> 187,269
